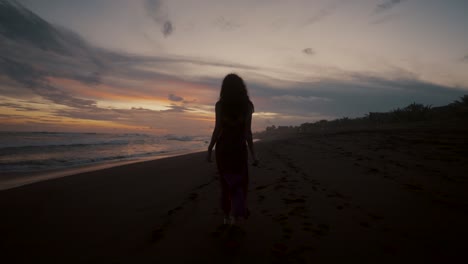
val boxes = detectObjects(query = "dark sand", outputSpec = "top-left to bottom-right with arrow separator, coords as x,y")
1,128 -> 468,263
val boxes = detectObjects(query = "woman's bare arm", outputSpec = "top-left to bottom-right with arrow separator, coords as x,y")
245,107 -> 258,165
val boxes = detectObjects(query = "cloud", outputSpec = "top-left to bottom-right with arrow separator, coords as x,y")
0,0 -> 75,55
370,13 -> 402,25
0,102 -> 39,111
375,0 -> 408,13
304,0 -> 344,26
302,48 -> 315,56
213,17 -> 241,31
162,21 -> 173,37
0,56 -> 45,88
249,72 -> 466,119
461,55 -> 468,63
145,0 -> 174,37
0,56 -> 97,109
162,104 -> 190,113
168,93 -> 183,102
272,95 -> 331,103
0,1 -> 261,109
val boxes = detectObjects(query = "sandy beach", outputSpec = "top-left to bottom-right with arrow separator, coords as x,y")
1,127 -> 468,263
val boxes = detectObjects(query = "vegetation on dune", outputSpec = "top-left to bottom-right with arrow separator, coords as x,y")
257,95 -> 468,136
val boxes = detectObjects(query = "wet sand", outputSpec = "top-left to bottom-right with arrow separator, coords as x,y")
1,128 -> 467,263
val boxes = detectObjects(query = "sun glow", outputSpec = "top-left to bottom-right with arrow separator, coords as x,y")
96,100 -> 171,111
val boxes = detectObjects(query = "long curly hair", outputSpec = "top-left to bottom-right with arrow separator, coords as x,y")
219,73 -> 254,119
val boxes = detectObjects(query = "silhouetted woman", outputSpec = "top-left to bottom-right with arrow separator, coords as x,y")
207,73 -> 258,225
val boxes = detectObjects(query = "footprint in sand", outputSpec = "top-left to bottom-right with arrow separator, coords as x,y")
151,227 -> 165,243
360,222 -> 371,228
300,214 -> 310,220
288,206 -> 306,216
196,182 -> 210,189
167,206 -> 183,216
282,226 -> 293,239
274,184 -> 286,190
404,183 -> 423,191
303,222 -> 313,228
272,242 -> 288,257
368,213 -> 384,221
273,214 -> 289,223
383,174 -> 393,179
282,198 -> 306,205
189,193 -> 198,200
210,224 -> 230,238
313,224 -> 330,236
310,179 -> 320,185
258,194 -> 265,202
212,208 -> 220,215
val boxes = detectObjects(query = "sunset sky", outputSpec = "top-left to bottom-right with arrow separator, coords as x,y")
1,0 -> 467,135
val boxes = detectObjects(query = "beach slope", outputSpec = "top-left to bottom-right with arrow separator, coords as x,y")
1,128 -> 467,263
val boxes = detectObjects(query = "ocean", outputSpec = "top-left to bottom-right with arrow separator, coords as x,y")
0,132 -> 210,175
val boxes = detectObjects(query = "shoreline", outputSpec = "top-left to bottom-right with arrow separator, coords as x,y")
0,147 -> 206,191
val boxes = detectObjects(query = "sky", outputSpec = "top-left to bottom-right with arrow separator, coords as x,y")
1,0 -> 467,135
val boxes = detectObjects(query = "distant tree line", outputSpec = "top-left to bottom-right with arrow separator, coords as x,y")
256,95 -> 468,136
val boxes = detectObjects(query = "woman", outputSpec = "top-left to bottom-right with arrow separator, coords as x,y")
207,73 -> 258,225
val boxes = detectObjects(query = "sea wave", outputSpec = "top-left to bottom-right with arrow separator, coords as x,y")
0,132 -> 208,173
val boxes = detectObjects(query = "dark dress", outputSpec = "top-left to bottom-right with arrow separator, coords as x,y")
214,101 -> 253,218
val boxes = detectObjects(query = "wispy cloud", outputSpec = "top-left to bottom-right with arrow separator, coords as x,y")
213,17 -> 241,31
168,93 -> 183,102
0,102 -> 39,112
0,57 -> 97,109
461,55 -> 468,63
302,48 -> 315,56
370,13 -> 403,25
304,0 -> 344,26
145,0 -> 174,37
272,95 -> 331,103
162,104 -> 191,113
375,0 -> 408,13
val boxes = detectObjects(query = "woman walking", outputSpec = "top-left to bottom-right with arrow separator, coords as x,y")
207,73 -> 258,225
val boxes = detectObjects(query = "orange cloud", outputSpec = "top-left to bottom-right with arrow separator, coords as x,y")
49,77 -> 217,101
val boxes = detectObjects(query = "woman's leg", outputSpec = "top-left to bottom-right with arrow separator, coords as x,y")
243,170 -> 249,218
220,174 -> 231,217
